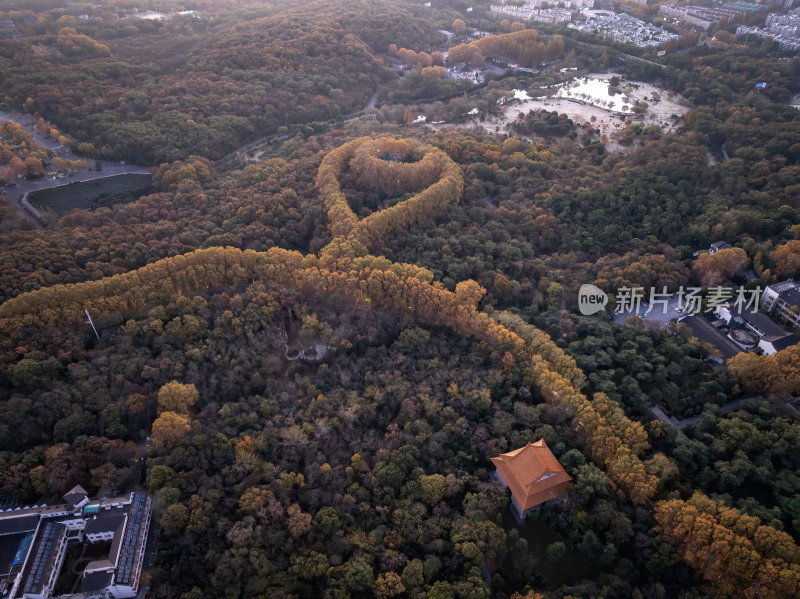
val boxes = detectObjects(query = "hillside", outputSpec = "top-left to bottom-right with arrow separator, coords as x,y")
4,3 -> 800,599
0,0 -> 443,163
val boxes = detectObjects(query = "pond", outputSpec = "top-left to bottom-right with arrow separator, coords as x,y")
554,77 -> 631,113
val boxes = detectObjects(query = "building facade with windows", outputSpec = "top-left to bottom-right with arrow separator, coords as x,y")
762,281 -> 800,330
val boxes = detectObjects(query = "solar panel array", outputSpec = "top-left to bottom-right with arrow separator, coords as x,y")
22,522 -> 65,593
115,493 -> 148,585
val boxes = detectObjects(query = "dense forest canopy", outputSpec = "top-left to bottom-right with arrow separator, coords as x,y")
3,1 -> 800,598
0,0 -> 445,162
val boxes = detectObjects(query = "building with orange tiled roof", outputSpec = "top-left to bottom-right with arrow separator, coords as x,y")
491,440 -> 573,523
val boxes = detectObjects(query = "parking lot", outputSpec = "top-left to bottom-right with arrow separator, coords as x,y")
612,292 -> 686,330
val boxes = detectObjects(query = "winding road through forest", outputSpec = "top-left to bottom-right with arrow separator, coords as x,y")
214,88 -> 384,169
2,86 -> 383,224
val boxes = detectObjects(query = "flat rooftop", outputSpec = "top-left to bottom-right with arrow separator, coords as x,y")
0,534 -> 25,576
19,521 -> 67,596
82,570 -> 113,592
769,280 -> 799,295
0,515 -> 38,536
85,513 -> 126,536
680,314 -> 741,360
779,287 -> 800,309
0,490 -> 151,599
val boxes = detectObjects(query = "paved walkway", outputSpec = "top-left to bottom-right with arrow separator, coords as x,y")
650,396 -> 756,437
215,87 -> 382,169
650,404 -> 686,438
613,293 -> 683,330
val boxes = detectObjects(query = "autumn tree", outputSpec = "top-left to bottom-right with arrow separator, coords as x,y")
772,240 -> 800,278
375,572 -> 405,598
728,345 -> 800,396
694,247 -> 749,286
421,66 -> 446,80
397,48 -> 418,65
161,503 -> 190,536
447,29 -> 563,68
23,156 -> 43,177
286,503 -> 312,537
417,51 -> 433,68
152,411 -> 190,448
157,381 -> 199,414
655,493 -> 800,597
56,15 -> 77,26
344,557 -> 375,593
238,486 -> 270,514
417,473 -> 447,505
90,462 -> 115,488
455,280 -> 486,308
76,141 -> 97,157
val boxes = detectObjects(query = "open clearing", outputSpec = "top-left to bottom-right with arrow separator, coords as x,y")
425,73 -> 690,148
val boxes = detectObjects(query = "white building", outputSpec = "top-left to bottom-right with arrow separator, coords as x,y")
0,487 -> 152,599
715,302 -> 798,356
762,280 -> 800,330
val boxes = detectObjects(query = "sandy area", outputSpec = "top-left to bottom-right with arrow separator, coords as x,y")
424,74 -> 690,150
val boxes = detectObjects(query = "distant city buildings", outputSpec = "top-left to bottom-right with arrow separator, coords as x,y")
446,64 -> 486,83
0,486 -> 152,599
659,4 -> 747,31
489,4 -> 574,23
678,302 -> 799,361
674,274 -> 800,360
569,11 -> 680,47
532,8 -> 575,23
725,1 -> 768,13
490,0 -> 593,22
737,7 -> 800,52
0,20 -> 21,39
